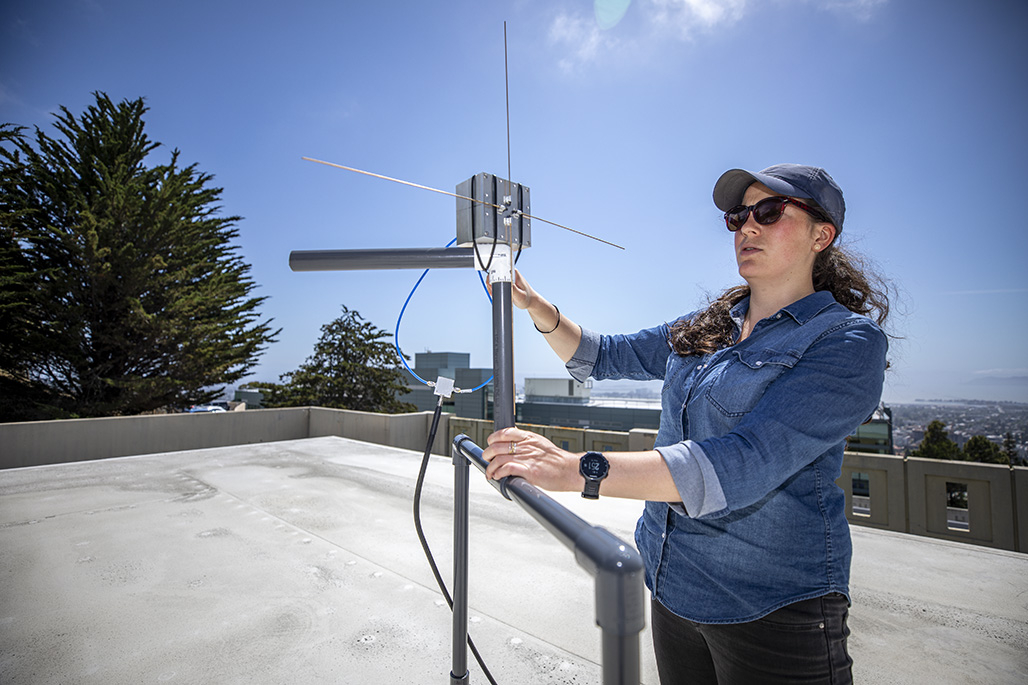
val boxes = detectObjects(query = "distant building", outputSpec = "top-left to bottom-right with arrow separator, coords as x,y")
518,377 -> 660,431
524,378 -> 591,403
403,352 -> 493,420
235,386 -> 267,408
846,404 -> 894,454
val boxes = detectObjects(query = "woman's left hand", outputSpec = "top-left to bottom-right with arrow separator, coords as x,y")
481,427 -> 579,492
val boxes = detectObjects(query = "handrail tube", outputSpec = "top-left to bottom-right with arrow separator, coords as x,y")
456,435 -> 644,586
457,435 -> 613,554
289,247 -> 475,272
453,435 -> 646,684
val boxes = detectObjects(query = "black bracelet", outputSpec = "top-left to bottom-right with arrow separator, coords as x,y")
534,303 -> 560,334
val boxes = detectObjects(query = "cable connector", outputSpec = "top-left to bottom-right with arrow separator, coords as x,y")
433,376 -> 455,398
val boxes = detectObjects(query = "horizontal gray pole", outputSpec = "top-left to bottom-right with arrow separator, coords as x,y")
453,435 -> 644,578
289,247 -> 475,272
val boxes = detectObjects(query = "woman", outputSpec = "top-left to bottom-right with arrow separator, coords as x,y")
481,164 -> 890,684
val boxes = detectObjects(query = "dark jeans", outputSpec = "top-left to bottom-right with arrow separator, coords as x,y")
650,594 -> 853,685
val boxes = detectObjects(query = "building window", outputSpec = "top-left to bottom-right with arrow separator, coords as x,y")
561,440 -> 570,450
946,481 -> 969,532
851,472 -> 870,518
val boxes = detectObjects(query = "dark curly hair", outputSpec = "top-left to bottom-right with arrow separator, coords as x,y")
668,243 -> 892,357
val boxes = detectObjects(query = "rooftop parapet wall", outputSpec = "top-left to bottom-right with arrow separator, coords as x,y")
0,409 -> 310,469
1,410 -> 1024,553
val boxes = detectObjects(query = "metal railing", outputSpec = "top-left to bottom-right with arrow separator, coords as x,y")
450,435 -> 646,684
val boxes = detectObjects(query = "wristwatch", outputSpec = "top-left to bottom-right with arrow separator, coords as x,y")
579,451 -> 610,499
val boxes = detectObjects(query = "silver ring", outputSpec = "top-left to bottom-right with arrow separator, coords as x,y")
509,441 -> 517,455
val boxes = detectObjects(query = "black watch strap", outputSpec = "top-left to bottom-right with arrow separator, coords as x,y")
580,451 -> 609,500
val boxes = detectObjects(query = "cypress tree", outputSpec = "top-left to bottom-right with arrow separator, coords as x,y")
0,93 -> 278,419
259,305 -> 415,414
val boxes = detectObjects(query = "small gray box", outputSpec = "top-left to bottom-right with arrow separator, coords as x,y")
455,173 -> 531,247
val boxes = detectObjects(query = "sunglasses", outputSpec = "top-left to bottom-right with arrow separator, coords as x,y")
724,196 -> 829,231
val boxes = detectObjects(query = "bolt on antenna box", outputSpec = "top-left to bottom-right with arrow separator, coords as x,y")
455,173 -> 531,247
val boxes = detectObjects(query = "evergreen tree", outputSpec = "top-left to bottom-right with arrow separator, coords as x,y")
0,93 -> 277,420
910,420 -> 961,460
962,435 -> 1006,464
260,305 -> 415,414
1002,432 -> 1020,466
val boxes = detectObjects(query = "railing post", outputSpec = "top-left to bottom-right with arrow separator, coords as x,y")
451,440 -> 471,684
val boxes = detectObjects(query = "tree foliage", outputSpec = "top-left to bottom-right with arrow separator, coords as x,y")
962,434 -> 1006,464
258,305 -> 415,414
1003,432 -> 1021,466
0,93 -> 277,420
910,420 -> 961,460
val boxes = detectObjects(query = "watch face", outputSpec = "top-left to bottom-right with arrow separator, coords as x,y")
581,454 -> 608,478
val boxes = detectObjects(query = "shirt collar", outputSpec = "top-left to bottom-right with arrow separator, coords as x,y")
730,290 -> 838,328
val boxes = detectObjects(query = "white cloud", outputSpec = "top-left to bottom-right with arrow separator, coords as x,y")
649,0 -> 748,38
549,11 -> 612,73
548,0 -> 888,70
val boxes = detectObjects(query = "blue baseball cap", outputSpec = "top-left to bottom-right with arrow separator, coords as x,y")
713,164 -> 845,233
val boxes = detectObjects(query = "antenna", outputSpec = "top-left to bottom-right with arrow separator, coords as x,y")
288,24 -> 641,684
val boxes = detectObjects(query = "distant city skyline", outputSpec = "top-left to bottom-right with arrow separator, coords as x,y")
2,0 -> 1026,404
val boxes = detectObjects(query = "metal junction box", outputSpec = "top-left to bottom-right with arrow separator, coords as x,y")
456,173 -> 531,248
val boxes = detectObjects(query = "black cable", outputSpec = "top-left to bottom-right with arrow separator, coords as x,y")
413,396 -> 499,685
470,172 -> 501,274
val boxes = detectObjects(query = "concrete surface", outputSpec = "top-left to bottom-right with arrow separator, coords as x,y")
1,436 -> 1025,684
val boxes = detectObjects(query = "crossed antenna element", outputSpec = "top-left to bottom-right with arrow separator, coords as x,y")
300,157 -> 625,251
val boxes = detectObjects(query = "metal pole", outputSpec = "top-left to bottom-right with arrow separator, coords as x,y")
491,280 -> 515,430
450,443 -> 471,684
289,247 -> 474,272
601,632 -> 641,685
596,571 -> 644,685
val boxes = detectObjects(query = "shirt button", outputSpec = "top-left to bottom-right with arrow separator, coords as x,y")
755,361 -> 763,367
662,533 -> 666,539
776,313 -> 781,318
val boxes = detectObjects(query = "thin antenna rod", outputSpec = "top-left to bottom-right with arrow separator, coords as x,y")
302,157 -> 473,204
504,20 -> 519,262
302,156 -> 626,250
504,22 -> 512,189
523,213 -> 624,250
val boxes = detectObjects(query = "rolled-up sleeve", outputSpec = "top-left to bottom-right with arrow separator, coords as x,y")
566,327 -> 601,383
656,440 -> 729,518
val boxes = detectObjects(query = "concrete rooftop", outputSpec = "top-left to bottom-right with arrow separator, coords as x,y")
1,436 -> 1026,684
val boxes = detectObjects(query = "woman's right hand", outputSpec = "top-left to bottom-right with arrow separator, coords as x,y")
509,269 -> 536,310
486,269 -> 536,310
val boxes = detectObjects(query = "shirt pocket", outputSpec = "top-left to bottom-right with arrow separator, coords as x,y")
704,347 -> 801,417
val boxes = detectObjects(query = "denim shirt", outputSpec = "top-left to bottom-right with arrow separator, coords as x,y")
566,290 -> 888,623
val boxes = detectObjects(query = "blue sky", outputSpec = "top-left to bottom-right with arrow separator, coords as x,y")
2,0 -> 1027,403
